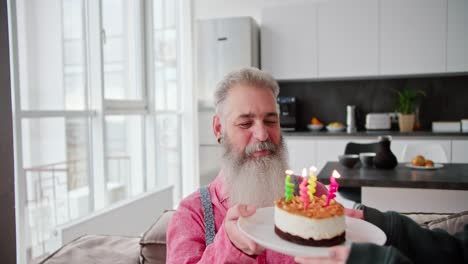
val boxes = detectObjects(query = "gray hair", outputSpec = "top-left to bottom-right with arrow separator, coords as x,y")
214,67 -> 280,117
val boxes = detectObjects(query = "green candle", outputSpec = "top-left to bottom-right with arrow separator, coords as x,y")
284,170 -> 294,202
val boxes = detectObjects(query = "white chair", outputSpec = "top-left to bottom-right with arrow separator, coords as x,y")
401,143 -> 449,163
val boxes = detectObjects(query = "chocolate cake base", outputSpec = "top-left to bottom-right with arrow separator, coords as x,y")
274,226 -> 345,247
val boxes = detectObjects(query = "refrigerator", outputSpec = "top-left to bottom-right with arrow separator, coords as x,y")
196,16 -> 259,185
196,16 -> 259,108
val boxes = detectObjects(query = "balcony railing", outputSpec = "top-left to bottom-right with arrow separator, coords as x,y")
24,155 -> 130,262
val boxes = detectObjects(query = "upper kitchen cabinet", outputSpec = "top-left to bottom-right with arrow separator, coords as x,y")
447,0 -> 468,72
197,17 -> 259,106
317,0 -> 379,78
380,0 -> 447,75
261,3 -> 318,80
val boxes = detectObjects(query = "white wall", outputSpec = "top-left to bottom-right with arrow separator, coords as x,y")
194,0 -> 313,21
194,0 -> 265,21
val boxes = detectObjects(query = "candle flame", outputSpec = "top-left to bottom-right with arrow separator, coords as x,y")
309,166 -> 317,173
302,168 -> 307,177
285,169 -> 294,175
332,170 -> 341,178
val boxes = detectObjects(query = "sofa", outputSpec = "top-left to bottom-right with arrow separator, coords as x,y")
40,209 -> 468,264
40,210 -> 175,264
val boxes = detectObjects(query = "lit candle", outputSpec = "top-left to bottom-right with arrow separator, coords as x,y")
308,166 -> 317,200
326,170 -> 341,206
299,168 -> 310,209
284,170 -> 295,202
309,166 -> 317,178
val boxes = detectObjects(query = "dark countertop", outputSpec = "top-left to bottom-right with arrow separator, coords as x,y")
317,161 -> 468,190
284,130 -> 468,139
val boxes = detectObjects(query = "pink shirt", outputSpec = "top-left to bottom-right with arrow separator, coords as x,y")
166,173 -> 329,264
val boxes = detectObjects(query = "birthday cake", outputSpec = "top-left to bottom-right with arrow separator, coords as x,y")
274,170 -> 346,247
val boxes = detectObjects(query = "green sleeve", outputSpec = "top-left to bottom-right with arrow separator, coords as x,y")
361,206 -> 468,264
347,243 -> 412,264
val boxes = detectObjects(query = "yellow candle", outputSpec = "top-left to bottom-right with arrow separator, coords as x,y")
308,166 -> 317,200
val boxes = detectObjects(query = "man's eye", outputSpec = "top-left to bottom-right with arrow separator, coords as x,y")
265,120 -> 277,125
239,123 -> 252,128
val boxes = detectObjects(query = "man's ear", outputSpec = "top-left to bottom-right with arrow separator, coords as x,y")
213,114 -> 222,141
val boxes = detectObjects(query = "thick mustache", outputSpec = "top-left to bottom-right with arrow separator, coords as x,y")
245,141 -> 276,156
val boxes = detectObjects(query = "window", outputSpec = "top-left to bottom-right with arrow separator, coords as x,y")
11,0 -> 187,263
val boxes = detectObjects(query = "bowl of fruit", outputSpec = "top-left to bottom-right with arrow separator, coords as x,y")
307,117 -> 324,131
326,122 -> 345,132
406,155 -> 443,169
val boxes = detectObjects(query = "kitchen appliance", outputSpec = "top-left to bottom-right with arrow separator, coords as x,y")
432,121 -> 460,133
346,105 -> 357,133
277,96 -> 298,131
462,119 -> 468,133
197,17 -> 259,107
365,113 -> 391,130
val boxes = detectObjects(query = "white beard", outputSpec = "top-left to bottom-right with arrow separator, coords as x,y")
221,135 -> 289,208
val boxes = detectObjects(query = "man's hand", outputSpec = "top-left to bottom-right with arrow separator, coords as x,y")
224,204 -> 265,256
294,245 -> 351,264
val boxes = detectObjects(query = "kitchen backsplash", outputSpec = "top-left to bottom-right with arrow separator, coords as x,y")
278,74 -> 468,131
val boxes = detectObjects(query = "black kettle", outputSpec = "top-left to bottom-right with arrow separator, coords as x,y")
374,136 -> 398,170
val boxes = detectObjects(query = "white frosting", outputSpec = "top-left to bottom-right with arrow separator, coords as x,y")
274,206 -> 346,240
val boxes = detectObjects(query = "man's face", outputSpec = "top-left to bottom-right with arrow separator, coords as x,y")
213,84 -> 287,207
215,84 -> 281,158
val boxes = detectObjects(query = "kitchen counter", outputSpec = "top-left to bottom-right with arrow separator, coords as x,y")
317,161 -> 468,213
284,130 -> 468,139
317,162 -> 468,190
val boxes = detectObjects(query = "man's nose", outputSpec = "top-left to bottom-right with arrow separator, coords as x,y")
252,124 -> 269,142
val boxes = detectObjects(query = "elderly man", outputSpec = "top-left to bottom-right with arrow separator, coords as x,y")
166,67 -> 328,263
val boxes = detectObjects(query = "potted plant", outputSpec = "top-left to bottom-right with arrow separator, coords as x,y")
395,88 -> 425,132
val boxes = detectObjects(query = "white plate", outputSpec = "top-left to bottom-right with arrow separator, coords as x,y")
405,163 -> 444,170
307,124 -> 324,131
237,207 -> 386,257
326,126 -> 345,132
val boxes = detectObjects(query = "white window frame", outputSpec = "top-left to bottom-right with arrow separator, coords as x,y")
9,0 -> 195,263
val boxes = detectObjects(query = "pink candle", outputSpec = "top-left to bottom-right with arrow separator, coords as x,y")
299,168 -> 310,209
326,170 -> 341,206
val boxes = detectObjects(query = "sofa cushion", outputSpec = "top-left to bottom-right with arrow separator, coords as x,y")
140,210 -> 175,264
427,210 -> 468,235
403,212 -> 452,228
39,234 -> 140,264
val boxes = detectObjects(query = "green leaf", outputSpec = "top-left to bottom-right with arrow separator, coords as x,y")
394,88 -> 425,114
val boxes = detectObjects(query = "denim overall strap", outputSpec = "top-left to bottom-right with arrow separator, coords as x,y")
199,186 -> 216,246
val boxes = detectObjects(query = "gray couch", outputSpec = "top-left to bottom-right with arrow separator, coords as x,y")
40,209 -> 468,264
40,210 -> 175,264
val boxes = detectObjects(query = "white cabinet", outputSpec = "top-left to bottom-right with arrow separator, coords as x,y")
390,139 -> 451,162
315,139 -> 348,171
317,0 -> 379,77
285,137 -> 455,173
379,0 -> 447,75
451,140 -> 468,163
261,0 -> 468,79
198,110 -> 222,185
196,17 -> 259,105
314,138 -> 375,171
447,0 -> 468,72
199,111 -> 216,145
284,137 -> 317,174
261,3 -> 318,80
199,145 -> 223,186
362,187 -> 468,213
